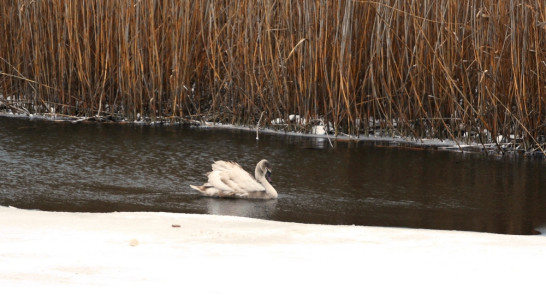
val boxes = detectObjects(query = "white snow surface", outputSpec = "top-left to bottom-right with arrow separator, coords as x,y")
1,206 -> 545,304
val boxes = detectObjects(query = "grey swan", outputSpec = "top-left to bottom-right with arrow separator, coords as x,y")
190,159 -> 278,199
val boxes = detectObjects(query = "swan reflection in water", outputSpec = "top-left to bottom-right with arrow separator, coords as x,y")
199,197 -> 278,220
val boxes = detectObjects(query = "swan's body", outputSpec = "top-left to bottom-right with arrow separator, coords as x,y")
190,159 -> 278,199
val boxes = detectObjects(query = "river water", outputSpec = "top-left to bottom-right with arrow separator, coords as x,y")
1,116 -> 545,235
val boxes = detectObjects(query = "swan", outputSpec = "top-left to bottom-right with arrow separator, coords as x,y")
190,159 -> 278,199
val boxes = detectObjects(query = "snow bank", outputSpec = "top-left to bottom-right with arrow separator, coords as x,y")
1,206 -> 545,304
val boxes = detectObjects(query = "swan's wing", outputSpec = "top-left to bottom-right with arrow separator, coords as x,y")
205,171 -> 234,192
207,161 -> 265,194
224,167 -> 266,193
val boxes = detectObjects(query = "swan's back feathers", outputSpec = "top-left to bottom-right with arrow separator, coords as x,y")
211,160 -> 242,172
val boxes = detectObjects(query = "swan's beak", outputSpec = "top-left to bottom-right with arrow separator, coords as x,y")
265,170 -> 272,183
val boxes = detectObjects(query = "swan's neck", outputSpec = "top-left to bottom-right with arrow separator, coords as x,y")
258,176 -> 278,198
256,172 -> 278,198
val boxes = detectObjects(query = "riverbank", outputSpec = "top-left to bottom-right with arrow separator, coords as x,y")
1,110 -> 544,158
1,206 -> 545,304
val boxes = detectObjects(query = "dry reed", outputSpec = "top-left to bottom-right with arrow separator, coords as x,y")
1,0 -> 545,153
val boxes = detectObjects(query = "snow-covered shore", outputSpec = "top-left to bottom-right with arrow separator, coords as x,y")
1,206 -> 545,304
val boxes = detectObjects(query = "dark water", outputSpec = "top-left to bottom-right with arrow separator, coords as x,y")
1,116 -> 545,235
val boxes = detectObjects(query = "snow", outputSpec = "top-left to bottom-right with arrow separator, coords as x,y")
1,206 -> 545,304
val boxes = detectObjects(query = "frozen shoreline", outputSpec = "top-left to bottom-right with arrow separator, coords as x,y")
1,206 -> 545,304
2,111 -> 535,157
0,110 -> 466,149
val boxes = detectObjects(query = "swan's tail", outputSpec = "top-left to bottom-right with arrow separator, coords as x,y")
190,185 -> 205,192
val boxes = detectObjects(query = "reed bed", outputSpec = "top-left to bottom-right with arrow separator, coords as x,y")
1,0 -> 545,153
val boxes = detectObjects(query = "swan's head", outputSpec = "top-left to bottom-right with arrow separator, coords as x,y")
256,159 -> 273,183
